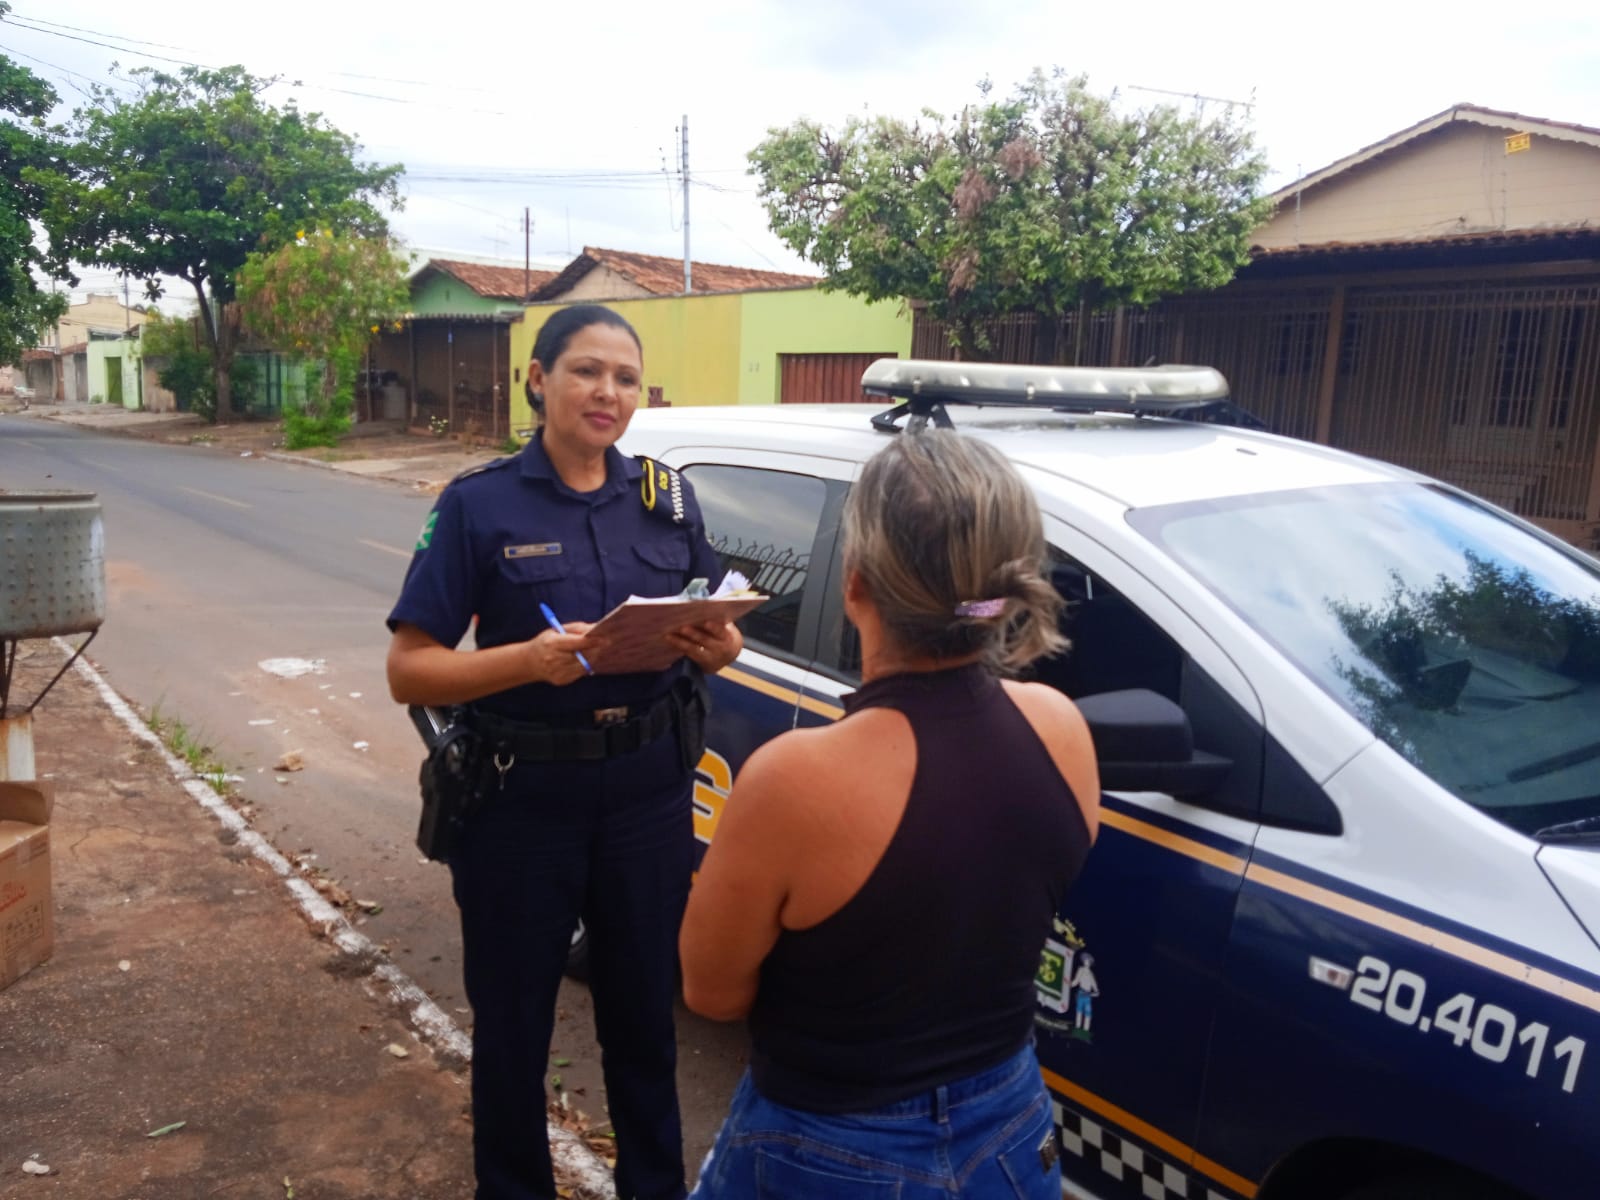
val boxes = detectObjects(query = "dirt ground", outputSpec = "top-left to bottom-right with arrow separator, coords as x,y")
0,648 -> 611,1198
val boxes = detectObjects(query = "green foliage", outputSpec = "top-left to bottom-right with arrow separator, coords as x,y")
32,64 -> 403,416
749,69 -> 1273,358
239,231 -> 405,448
282,344 -> 355,449
0,10 -> 69,364
238,231 -> 407,363
144,312 -> 215,418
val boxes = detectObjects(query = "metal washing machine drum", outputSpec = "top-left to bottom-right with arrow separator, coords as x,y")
0,489 -> 105,641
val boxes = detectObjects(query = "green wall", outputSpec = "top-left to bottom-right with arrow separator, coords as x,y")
411,270 -> 521,318
736,290 -> 912,405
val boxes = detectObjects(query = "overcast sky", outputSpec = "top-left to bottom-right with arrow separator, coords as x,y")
6,0 -> 1597,306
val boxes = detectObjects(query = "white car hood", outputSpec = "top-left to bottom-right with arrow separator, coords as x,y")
1539,844 -> 1600,953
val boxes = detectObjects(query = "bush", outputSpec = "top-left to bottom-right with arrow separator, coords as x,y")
281,350 -> 353,449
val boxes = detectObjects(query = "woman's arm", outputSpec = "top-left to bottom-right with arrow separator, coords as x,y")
679,736 -> 803,1021
385,621 -> 595,706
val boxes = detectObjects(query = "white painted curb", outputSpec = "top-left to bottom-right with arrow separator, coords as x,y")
58,640 -> 618,1200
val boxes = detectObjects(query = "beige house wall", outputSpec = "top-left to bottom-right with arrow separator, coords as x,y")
1257,124 -> 1600,250
552,264 -> 655,302
42,293 -> 145,350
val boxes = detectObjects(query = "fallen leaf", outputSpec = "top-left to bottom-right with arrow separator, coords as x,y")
552,1056 -> 571,1067
385,1043 -> 410,1058
355,899 -> 383,915
274,751 -> 304,772
146,1120 -> 187,1138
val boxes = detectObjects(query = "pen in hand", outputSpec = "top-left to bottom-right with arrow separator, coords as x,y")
539,603 -> 594,675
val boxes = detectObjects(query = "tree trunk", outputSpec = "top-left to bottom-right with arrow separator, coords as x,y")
1032,315 -> 1060,366
1071,298 -> 1087,367
192,280 -> 233,423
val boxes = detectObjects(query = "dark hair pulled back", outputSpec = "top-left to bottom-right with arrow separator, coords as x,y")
525,304 -> 642,415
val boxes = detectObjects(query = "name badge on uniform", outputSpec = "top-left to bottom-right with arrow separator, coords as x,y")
504,542 -> 562,559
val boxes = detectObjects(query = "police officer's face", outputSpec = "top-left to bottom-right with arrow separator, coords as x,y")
533,323 -> 643,455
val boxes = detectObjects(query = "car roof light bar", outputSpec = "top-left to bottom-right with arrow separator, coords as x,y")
862,359 -> 1238,433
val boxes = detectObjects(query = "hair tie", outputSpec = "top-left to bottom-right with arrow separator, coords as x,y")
954,598 -> 1006,618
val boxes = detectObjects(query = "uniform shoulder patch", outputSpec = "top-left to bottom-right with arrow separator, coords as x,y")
636,454 -> 688,525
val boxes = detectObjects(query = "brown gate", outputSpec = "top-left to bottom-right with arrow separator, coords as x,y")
779,352 -> 899,404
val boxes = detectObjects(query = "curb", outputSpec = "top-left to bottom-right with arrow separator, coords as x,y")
259,449 -> 446,491
55,639 -> 619,1199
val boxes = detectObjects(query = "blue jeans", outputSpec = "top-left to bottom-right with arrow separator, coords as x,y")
690,1043 -> 1060,1199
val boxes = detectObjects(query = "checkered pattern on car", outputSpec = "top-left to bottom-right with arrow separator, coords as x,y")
1053,1100 -> 1238,1200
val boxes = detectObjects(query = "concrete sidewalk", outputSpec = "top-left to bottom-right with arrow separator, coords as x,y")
15,400 -> 497,493
0,578 -> 615,1191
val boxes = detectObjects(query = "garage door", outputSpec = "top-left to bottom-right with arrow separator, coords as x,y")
779,352 -> 899,404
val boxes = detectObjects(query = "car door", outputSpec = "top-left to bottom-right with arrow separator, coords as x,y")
666,449 -> 856,859
1022,512 -> 1276,1200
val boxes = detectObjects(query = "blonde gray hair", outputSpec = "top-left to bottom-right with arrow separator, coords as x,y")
843,431 -> 1066,672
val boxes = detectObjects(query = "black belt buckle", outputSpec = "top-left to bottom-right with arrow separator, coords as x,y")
593,706 -> 629,727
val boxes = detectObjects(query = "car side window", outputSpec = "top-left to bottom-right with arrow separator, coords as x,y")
684,464 -> 830,657
1033,550 -> 1184,702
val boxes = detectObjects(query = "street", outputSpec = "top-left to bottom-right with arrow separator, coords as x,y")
0,415 -> 748,1175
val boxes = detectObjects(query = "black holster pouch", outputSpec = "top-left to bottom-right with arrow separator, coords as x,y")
674,672 -> 711,775
412,706 -> 487,864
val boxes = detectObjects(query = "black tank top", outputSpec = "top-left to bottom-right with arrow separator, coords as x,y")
747,662 -> 1092,1113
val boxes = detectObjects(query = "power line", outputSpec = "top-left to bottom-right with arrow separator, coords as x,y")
0,14 -> 511,115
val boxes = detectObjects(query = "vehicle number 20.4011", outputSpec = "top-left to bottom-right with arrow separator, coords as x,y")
1349,956 -> 1585,1094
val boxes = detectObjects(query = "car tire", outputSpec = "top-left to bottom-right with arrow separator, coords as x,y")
1339,1171 -> 1511,1200
564,918 -> 590,982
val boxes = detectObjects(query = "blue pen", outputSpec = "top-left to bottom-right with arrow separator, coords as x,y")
539,602 -> 594,675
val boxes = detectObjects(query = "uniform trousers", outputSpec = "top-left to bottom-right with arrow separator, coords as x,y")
450,724 -> 693,1200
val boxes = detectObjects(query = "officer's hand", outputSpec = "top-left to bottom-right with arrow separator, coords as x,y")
665,618 -> 742,674
528,626 -> 594,686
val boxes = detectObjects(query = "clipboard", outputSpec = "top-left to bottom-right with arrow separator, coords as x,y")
579,591 -> 767,675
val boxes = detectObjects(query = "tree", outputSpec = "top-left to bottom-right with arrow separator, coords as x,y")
236,230 -> 409,448
0,3 -> 68,365
749,70 -> 1273,360
34,65 -> 401,419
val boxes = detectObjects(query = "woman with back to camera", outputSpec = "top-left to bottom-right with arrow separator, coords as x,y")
680,429 -> 1100,1199
386,304 -> 741,1200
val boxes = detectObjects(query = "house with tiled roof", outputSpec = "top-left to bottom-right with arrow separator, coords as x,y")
531,247 -> 816,303
913,104 -> 1600,548
411,257 -> 560,316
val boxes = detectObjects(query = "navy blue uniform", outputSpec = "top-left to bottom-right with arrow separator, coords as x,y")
389,432 -> 722,1200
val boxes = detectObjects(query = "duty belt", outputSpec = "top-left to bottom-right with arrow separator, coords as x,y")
474,693 -> 678,763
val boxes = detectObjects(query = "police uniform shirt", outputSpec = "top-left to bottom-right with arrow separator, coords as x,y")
387,431 -> 724,720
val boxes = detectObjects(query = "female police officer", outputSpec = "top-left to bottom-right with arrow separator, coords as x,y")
386,304 -> 741,1200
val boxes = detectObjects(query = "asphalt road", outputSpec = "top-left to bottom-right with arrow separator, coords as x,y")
0,415 -> 748,1176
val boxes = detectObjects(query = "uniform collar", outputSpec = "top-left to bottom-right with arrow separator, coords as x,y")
520,429 -> 641,499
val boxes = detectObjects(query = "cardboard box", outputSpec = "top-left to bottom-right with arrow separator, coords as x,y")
0,781 -> 53,992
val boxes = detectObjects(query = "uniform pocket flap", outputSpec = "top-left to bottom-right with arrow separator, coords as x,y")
634,539 -> 691,572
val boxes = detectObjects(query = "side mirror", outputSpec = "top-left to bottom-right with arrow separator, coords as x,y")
1076,689 -> 1231,798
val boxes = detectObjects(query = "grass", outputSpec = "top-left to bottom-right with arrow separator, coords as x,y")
146,703 -> 235,795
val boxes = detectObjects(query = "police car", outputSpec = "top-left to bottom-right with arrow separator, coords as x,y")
616,359 -> 1600,1200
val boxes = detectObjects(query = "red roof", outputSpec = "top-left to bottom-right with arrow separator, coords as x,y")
1251,226 -> 1600,259
531,246 -> 816,301
21,348 -> 56,361
426,259 -> 558,301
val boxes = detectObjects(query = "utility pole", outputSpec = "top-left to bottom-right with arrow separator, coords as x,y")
524,207 -> 531,300
682,115 -> 691,294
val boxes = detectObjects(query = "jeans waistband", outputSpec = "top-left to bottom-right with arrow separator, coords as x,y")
823,1041 -> 1040,1122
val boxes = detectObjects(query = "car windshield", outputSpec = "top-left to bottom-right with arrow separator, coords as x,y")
1131,483 -> 1600,836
